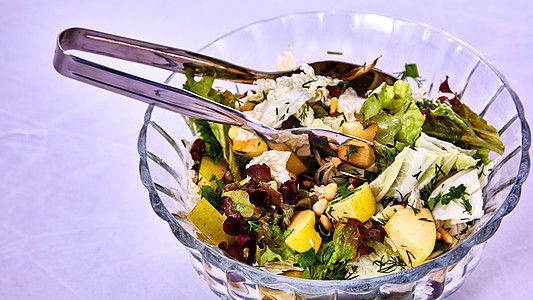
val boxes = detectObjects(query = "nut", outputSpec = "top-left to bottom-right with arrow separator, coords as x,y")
223,170 -> 233,181
437,228 -> 453,244
320,214 -> 332,230
323,183 -> 338,201
302,180 -> 313,188
329,97 -> 339,116
312,199 -> 328,216
330,157 -> 342,167
239,102 -> 256,111
328,142 -> 339,151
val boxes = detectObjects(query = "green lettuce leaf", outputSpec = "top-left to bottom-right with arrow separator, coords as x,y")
360,81 -> 425,147
183,67 -> 242,180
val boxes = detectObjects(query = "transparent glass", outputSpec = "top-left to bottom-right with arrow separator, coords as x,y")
138,11 -> 530,299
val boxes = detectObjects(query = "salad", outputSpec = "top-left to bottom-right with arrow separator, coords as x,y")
183,58 -> 504,280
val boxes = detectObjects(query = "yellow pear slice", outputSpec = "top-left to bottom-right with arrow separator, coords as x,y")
325,182 -> 376,223
197,156 -> 229,189
342,122 -> 378,141
228,126 -> 268,158
188,198 -> 234,245
384,207 -> 436,267
285,210 -> 322,253
337,139 -> 375,169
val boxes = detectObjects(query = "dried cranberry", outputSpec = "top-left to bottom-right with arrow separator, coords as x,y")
190,139 -> 205,162
279,178 -> 299,205
248,164 -> 272,183
327,85 -> 343,98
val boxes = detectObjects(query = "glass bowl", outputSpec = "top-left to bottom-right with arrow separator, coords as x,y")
138,11 -> 530,299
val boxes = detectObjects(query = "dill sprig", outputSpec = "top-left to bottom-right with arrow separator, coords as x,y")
344,144 -> 363,159
373,255 -> 407,274
394,63 -> 425,87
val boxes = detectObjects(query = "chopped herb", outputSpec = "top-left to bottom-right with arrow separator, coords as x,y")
275,107 -> 279,115
344,144 -> 363,159
327,51 -> 343,55
373,255 -> 407,273
340,80 -> 349,94
298,248 -> 317,269
298,103 -> 310,121
461,197 -> 473,214
444,128 -> 464,144
407,203 -> 420,215
394,63 -> 425,87
200,178 -> 226,209
405,250 -> 416,267
333,179 -> 361,199
420,164 -> 445,202
302,80 -> 317,88
395,190 -> 410,204
418,217 -> 434,222
428,184 -> 469,211
416,98 -> 434,111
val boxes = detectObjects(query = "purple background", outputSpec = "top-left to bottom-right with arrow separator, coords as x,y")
1,1 -> 531,299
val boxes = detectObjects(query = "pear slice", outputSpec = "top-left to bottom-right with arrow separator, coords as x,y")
285,210 -> 322,253
384,207 -> 436,267
197,156 -> 229,189
325,182 -> 376,223
188,198 -> 234,245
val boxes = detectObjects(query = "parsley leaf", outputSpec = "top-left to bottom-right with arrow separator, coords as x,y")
428,184 -> 469,211
394,63 -> 425,87
298,248 -> 317,269
200,178 -> 226,209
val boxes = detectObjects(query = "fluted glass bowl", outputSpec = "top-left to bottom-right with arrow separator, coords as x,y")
138,11 -> 530,299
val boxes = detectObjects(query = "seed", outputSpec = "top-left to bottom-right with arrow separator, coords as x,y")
330,157 -> 342,167
323,183 -> 338,201
312,199 -> 328,216
320,214 -> 332,230
437,228 -> 453,244
223,170 -> 233,181
328,142 -> 339,151
302,180 -> 313,188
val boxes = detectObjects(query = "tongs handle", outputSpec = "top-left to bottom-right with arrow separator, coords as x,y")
53,27 -> 260,127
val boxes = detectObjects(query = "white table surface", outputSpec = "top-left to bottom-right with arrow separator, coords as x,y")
1,1 -> 531,299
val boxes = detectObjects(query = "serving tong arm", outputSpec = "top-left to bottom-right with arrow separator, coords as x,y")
53,27 -> 283,135
53,27 -> 374,150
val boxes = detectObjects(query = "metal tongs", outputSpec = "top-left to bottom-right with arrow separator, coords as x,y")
53,27 -> 397,177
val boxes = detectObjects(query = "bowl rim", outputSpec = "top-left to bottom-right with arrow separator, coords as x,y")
138,10 -> 531,292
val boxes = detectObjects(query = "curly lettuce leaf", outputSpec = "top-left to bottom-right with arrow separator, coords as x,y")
301,219 -> 362,280
422,99 -> 504,157
360,81 -> 425,147
255,216 -> 297,266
